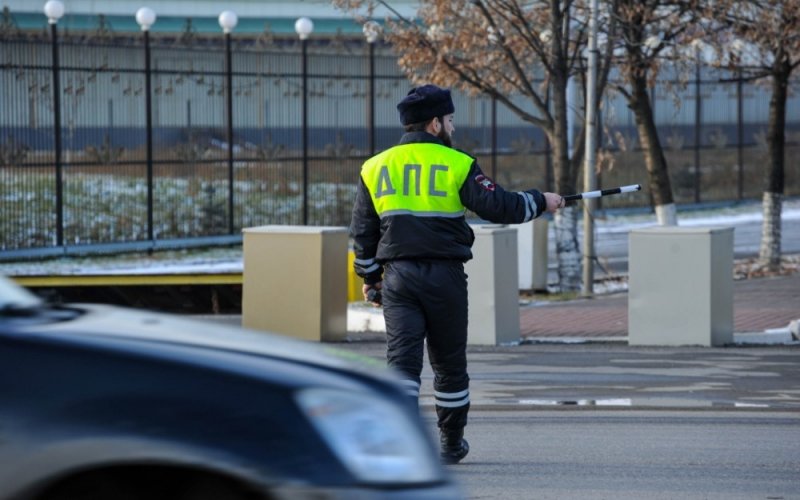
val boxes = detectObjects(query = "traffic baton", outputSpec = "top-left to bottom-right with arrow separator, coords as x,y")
563,184 -> 642,202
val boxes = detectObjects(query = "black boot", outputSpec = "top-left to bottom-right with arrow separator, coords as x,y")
439,428 -> 469,464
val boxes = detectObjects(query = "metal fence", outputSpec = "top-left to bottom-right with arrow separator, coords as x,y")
1,23 -> 799,259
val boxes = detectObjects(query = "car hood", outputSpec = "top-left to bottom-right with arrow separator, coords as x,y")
29,303 -> 390,379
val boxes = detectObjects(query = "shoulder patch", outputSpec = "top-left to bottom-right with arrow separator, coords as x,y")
475,174 -> 496,192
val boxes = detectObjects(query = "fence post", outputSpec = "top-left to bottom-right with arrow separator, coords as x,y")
363,21 -> 380,156
136,7 -> 156,243
368,41 -> 375,156
219,11 -> 237,235
694,51 -> 702,204
301,37 -> 308,225
737,69 -> 744,201
295,17 -> 313,226
45,1 -> 64,247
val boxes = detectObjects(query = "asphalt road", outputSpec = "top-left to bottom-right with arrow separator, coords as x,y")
443,410 -> 800,500
336,343 -> 800,500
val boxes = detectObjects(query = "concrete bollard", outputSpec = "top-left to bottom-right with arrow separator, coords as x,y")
628,226 -> 734,347
241,226 -> 348,342
466,225 -> 520,345
512,218 -> 549,292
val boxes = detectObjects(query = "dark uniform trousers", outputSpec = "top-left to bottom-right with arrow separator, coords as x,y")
382,259 -> 471,432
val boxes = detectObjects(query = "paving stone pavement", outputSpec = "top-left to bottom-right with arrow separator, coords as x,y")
520,272 -> 800,339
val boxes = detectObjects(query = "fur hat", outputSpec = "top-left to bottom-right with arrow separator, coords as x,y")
396,85 -> 455,125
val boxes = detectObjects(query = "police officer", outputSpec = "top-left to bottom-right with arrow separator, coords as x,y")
349,84 -> 564,464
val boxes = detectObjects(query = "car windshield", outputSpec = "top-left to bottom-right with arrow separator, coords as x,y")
0,275 -> 42,311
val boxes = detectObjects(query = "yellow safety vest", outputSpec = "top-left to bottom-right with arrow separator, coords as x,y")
361,143 -> 472,218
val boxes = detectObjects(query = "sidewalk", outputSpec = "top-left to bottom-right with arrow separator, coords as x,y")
520,272 -> 800,342
342,272 -> 800,345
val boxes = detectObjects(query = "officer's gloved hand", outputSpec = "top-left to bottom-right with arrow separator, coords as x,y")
362,282 -> 383,307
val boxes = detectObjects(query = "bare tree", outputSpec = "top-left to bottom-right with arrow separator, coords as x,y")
607,0 -> 704,225
333,0 -> 614,291
702,0 -> 800,271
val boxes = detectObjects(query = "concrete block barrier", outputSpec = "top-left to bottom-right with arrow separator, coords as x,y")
628,226 -> 734,346
512,218 -> 549,292
242,226 -> 348,342
466,225 -> 521,345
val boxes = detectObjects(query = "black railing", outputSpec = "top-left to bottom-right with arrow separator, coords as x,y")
1,26 -> 799,259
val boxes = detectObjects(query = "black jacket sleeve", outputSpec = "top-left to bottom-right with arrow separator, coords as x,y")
348,177 -> 384,284
458,160 -> 547,224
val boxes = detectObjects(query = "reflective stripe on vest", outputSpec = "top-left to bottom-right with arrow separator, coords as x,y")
361,143 -> 472,218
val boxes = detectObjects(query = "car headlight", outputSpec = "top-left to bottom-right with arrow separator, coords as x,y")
295,388 -> 441,484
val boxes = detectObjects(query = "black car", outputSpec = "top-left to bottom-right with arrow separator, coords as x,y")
0,276 -> 462,500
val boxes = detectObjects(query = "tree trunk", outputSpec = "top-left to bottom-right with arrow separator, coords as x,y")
759,191 -> 782,270
630,75 -> 676,226
551,68 -> 581,292
758,65 -> 788,270
554,206 -> 581,291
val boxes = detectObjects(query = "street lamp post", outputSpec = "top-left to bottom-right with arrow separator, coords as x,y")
295,17 -> 313,225
363,21 -> 380,157
219,10 -> 238,234
44,0 -> 64,246
582,0 -> 599,297
136,6 -> 156,243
